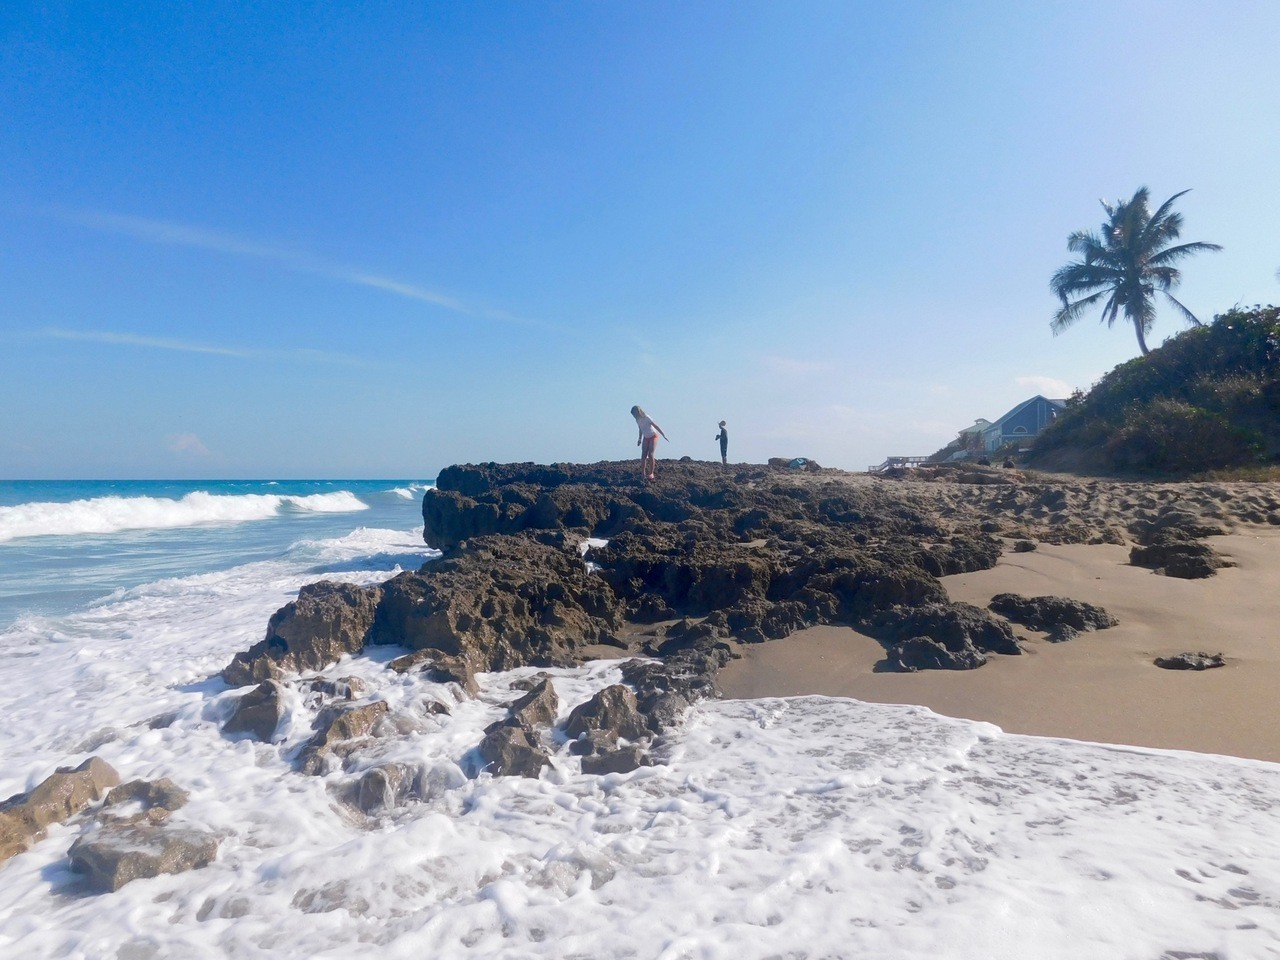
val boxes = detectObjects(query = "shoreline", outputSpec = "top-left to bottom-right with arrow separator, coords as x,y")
718,528 -> 1280,763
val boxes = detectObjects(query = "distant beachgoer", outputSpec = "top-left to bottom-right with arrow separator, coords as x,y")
715,421 -> 728,466
631,405 -> 669,481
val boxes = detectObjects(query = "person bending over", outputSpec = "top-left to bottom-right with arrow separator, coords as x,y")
631,405 -> 669,481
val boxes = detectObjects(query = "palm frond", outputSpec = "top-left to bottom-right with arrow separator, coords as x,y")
1163,292 -> 1203,327
1051,290 -> 1108,334
1148,240 -> 1224,266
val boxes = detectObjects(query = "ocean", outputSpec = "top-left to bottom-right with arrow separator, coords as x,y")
1,479 -> 1278,959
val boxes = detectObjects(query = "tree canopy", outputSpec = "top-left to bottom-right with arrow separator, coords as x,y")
1050,188 -> 1221,355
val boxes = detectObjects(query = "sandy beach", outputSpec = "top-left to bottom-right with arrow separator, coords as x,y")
720,526 -> 1280,762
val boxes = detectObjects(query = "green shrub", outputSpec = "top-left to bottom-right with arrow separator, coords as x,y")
1105,399 -> 1258,473
1028,304 -> 1279,476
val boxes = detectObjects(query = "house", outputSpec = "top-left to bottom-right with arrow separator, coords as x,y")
980,396 -> 1066,452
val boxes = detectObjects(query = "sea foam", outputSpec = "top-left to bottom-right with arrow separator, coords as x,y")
0,490 -> 368,543
2,526 -> 1280,959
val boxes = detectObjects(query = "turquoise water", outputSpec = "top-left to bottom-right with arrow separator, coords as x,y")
0,479 -> 434,627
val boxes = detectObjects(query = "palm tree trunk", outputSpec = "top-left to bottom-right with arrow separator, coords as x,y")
1134,322 -> 1150,355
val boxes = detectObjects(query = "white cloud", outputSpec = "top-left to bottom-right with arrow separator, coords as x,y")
45,327 -> 371,366
167,433 -> 213,458
1014,375 -> 1074,398
48,328 -> 253,358
49,207 -> 538,328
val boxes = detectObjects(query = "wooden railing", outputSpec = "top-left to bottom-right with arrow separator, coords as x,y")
867,456 -> 929,473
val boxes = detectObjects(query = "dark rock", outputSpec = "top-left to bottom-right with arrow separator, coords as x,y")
223,680 -> 286,742
369,534 -> 623,672
870,602 -> 1021,658
988,593 -> 1119,633
563,685 -> 650,742
222,581 -> 382,686
886,637 -> 987,672
477,725 -> 551,779
68,824 -> 219,892
1129,533 -> 1226,579
1154,652 -> 1226,670
581,744 -> 650,775
1046,624 -> 1081,643
1012,540 -> 1037,553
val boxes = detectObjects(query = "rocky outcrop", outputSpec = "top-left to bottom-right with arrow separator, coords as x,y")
564,685 -> 650,742
477,725 -> 552,779
388,650 -> 479,696
101,778 -> 190,823
886,636 -> 987,672
581,744 -> 651,775
68,824 -> 219,892
870,601 -> 1021,672
1155,652 -> 1226,670
222,581 -> 382,686
353,762 -> 420,814
1130,531 -> 1228,579
0,757 -> 120,863
223,679 -> 286,742
368,534 -> 624,671
988,594 -> 1119,634
486,678 -> 559,735
298,701 -> 390,776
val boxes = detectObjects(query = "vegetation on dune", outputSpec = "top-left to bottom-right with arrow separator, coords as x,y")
1029,305 -> 1280,476
1050,187 -> 1221,355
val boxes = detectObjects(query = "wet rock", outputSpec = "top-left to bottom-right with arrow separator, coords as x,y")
388,649 -> 480,696
354,762 -> 419,813
486,678 -> 559,735
988,594 -> 1119,633
1155,652 -> 1226,670
0,756 -> 120,862
299,675 -> 370,701
581,744 -> 651,775
370,535 -> 624,671
567,729 -> 618,756
68,824 -> 219,892
299,701 -> 390,776
222,581 -> 382,686
102,778 -> 190,822
223,679 -> 286,742
563,684 -> 650,742
477,725 -> 551,779
886,636 -> 987,672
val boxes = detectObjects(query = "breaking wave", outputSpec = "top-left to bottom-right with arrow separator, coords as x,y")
0,490 -> 368,543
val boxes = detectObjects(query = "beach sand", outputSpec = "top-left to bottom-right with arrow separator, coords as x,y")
719,528 -> 1280,762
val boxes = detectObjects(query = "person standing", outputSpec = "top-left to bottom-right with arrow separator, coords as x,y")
715,420 -> 728,466
631,405 -> 669,481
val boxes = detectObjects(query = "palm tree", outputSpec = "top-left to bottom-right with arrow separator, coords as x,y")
1050,187 -> 1221,355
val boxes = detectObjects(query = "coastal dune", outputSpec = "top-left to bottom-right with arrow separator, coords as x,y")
720,528 -> 1280,762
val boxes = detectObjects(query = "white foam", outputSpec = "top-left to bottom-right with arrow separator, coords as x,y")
2,529 -> 1280,959
388,483 -> 436,500
0,491 -> 368,542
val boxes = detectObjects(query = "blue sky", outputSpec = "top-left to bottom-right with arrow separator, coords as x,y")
3,2 -> 1278,478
